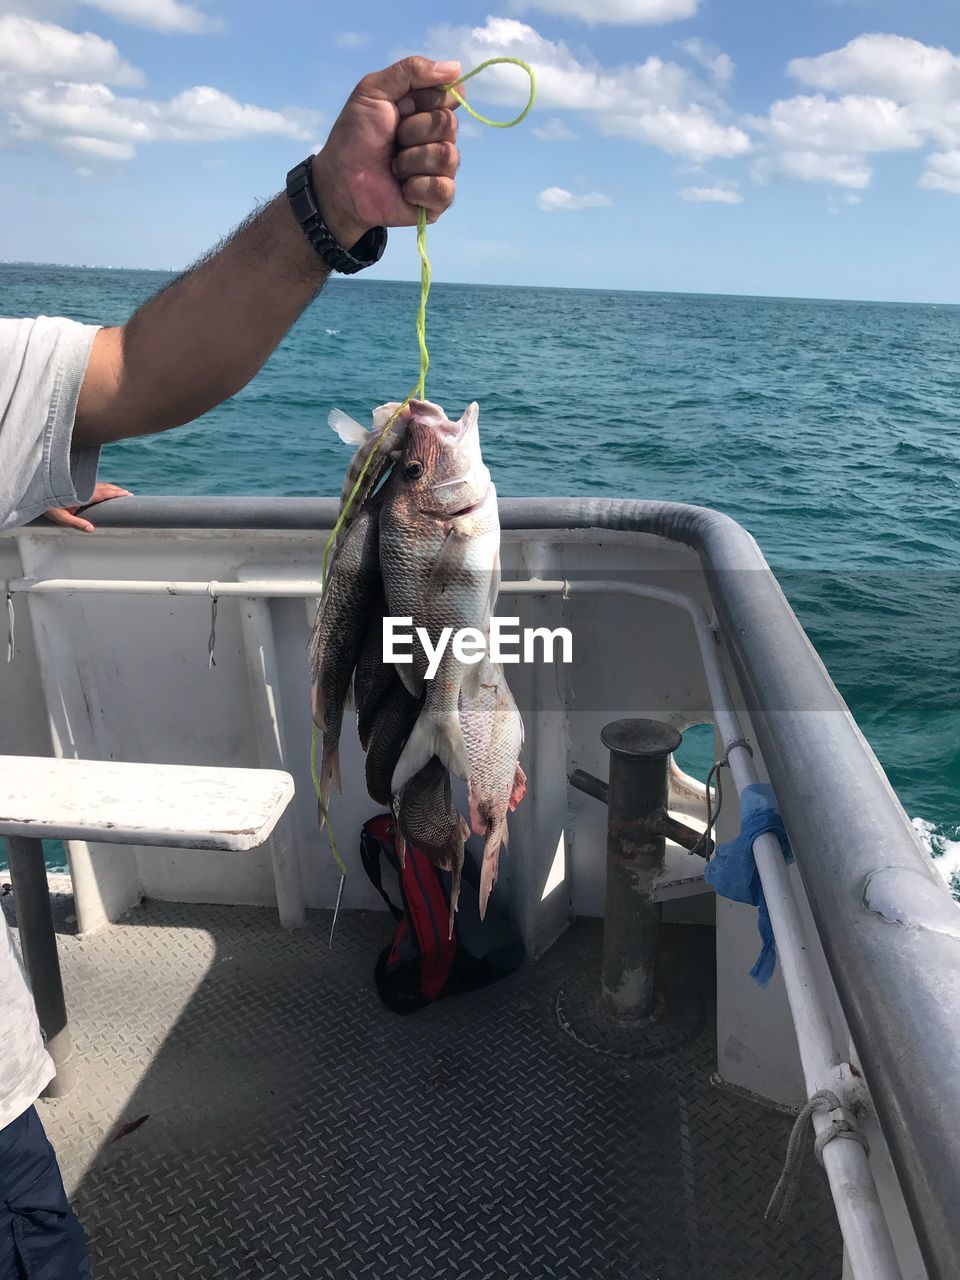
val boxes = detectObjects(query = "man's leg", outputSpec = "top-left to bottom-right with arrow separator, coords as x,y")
0,1104 -> 90,1279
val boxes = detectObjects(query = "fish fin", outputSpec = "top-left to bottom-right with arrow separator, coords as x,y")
468,790 -> 485,838
449,833 -> 467,938
500,813 -> 509,848
310,680 -> 326,732
479,824 -> 505,921
394,661 -> 423,698
458,401 -> 480,432
422,516 -> 493,586
328,408 -> 369,445
391,708 -> 470,794
488,546 -> 502,616
390,798 -> 407,868
509,764 -> 527,812
322,743 -> 342,798
423,527 -> 461,595
461,659 -> 485,700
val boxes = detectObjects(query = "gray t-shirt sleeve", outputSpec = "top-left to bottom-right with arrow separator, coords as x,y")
0,315 -> 102,532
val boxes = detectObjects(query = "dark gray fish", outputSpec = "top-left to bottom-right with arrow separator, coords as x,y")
393,756 -> 469,937
365,681 -> 422,807
354,595 -> 396,751
308,494 -> 383,806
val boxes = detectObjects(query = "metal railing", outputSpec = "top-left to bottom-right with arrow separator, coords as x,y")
9,494 -> 959,1277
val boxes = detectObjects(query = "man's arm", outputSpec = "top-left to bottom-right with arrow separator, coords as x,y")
74,56 -> 462,447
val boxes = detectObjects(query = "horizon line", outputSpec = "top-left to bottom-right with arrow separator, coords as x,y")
1,259 -> 956,310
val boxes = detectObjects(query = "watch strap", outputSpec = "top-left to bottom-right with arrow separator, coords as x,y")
286,158 -> 387,275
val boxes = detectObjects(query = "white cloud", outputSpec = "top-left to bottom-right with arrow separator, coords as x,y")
789,34 -> 960,103
81,0 -> 214,33
532,115 -> 577,141
429,16 -> 748,161
538,186 -> 612,210
10,80 -> 318,157
0,14 -> 142,85
63,133 -> 134,158
920,150 -> 960,194
679,37 -> 734,85
74,163 -> 92,176
515,0 -> 698,23
334,30 -> 368,49
747,33 -> 960,192
678,181 -> 742,203
827,191 -> 862,213
599,104 -> 749,160
752,148 -> 872,189
755,93 -> 923,153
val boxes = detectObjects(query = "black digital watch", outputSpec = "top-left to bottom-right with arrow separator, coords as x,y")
285,157 -> 387,275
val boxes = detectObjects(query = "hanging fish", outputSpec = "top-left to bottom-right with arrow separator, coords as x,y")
378,399 -> 501,794
308,492 -> 383,807
392,756 -> 469,937
460,660 -> 527,917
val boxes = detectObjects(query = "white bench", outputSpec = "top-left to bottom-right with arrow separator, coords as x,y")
1,755 -> 295,1097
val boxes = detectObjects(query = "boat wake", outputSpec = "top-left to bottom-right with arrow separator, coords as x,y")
913,817 -> 960,899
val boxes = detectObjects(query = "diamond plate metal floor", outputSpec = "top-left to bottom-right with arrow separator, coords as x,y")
6,892 -> 840,1279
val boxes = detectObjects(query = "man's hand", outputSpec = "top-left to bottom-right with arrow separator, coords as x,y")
312,56 -> 463,248
44,482 -> 132,533
75,54 -> 465,449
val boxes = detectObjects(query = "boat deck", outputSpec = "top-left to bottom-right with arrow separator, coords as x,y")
7,889 -> 840,1279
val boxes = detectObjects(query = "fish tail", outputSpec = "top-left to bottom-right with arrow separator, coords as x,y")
509,764 -> 527,812
479,821 -> 506,920
391,707 -> 470,795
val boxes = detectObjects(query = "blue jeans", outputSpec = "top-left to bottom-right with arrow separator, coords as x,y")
0,1106 -> 90,1279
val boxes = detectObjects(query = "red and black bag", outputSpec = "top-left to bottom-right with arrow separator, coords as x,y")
359,814 -> 525,1015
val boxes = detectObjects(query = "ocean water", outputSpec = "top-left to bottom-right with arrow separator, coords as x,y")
2,263 -> 958,887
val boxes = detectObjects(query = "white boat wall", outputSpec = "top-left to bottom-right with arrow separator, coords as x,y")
1,495 -> 956,1280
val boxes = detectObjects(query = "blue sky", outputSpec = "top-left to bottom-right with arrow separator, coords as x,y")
2,0 -> 960,300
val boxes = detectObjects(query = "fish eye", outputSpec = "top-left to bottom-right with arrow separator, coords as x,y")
404,460 -> 424,481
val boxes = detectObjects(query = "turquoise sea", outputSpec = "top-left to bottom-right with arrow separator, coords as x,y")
2,262 -> 959,883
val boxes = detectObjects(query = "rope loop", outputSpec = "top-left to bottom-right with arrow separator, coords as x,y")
765,1089 -> 869,1225
443,57 -> 537,130
5,585 -> 14,664
207,582 -> 218,669
690,736 -> 755,860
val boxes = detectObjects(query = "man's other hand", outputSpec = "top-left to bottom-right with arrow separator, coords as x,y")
45,482 -> 133,533
311,56 -> 463,248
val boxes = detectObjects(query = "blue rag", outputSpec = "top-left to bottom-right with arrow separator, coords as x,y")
704,783 -> 794,987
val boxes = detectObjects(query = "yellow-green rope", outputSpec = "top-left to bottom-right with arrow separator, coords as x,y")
311,56 -> 536,869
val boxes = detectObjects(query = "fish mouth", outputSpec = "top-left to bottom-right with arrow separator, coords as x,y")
421,483 -> 493,521
450,486 -> 493,519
